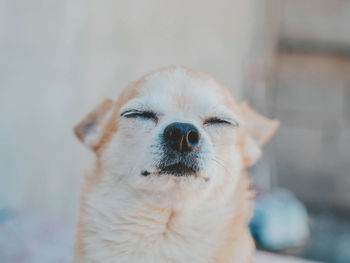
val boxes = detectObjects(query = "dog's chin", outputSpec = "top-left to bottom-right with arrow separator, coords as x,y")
158,162 -> 198,177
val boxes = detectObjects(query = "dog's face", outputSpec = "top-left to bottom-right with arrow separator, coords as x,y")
75,67 -> 279,207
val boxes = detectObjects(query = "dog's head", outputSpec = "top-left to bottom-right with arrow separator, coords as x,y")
74,67 -> 278,206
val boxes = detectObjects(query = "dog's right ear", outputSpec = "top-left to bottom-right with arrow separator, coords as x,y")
74,98 -> 114,151
240,102 -> 279,166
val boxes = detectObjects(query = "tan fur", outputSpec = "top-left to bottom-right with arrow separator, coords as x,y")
74,85 -> 141,261
213,172 -> 255,263
73,66 -> 278,262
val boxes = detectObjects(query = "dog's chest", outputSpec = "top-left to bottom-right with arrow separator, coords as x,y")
82,190 -> 231,263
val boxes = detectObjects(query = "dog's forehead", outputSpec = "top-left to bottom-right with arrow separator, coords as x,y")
133,67 -> 226,112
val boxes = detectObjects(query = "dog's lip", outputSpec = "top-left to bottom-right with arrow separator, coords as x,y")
158,162 -> 197,176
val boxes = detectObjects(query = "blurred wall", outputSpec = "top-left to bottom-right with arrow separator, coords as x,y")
0,0 -> 266,219
270,0 -> 350,213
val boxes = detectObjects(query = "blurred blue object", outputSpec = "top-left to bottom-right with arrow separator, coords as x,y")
250,188 -> 309,250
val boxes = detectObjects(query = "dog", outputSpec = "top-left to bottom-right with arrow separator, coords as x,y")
73,66 -> 279,263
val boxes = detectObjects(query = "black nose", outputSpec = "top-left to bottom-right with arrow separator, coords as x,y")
163,122 -> 200,153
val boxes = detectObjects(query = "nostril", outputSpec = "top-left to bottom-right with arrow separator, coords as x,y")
187,130 -> 199,147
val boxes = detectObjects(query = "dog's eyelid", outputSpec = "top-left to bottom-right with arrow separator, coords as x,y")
206,105 -> 240,125
120,109 -> 158,120
226,118 -> 239,127
120,109 -> 141,117
204,117 -> 239,128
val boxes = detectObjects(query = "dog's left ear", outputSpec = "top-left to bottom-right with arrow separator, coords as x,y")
74,98 -> 114,152
240,102 -> 279,166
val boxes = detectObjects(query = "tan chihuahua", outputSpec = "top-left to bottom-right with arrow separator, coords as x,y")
73,66 -> 279,263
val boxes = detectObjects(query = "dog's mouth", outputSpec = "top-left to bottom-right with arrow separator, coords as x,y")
140,161 -> 200,177
158,162 -> 198,176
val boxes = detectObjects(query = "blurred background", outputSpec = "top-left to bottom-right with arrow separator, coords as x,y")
1,0 -> 349,262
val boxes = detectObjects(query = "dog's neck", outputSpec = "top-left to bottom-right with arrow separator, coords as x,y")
86,173 -> 238,230
77,170 -> 249,263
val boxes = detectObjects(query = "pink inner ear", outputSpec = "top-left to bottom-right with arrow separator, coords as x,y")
75,117 -> 98,142
73,98 -> 114,148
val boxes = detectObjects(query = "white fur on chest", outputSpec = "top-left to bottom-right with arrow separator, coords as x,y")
80,177 -> 236,263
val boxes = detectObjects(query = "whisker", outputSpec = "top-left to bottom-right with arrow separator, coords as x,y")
210,157 -> 228,198
211,156 -> 230,175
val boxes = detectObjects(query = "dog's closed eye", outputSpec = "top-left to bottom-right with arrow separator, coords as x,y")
120,109 -> 158,121
204,117 -> 239,128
